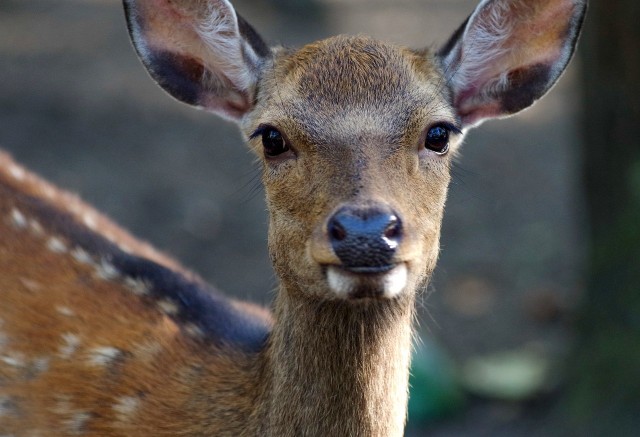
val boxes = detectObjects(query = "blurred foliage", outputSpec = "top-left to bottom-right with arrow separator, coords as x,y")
460,348 -> 554,401
565,0 -> 640,433
407,339 -> 464,425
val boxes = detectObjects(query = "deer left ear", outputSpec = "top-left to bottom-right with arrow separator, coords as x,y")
439,0 -> 587,128
124,0 -> 271,122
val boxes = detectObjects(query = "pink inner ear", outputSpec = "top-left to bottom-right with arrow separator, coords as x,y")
457,98 -> 504,128
201,93 -> 253,121
445,0 -> 585,127
138,0 -> 197,40
453,72 -> 509,127
127,0 -> 263,121
455,44 -> 566,126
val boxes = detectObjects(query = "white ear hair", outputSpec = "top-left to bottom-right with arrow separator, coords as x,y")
443,0 -> 514,97
440,0 -> 587,128
124,0 -> 271,121
196,0 -> 262,93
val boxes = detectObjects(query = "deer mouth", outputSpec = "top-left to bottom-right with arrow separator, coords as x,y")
325,263 -> 408,299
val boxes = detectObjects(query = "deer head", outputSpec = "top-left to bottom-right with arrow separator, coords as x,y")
124,0 -> 586,304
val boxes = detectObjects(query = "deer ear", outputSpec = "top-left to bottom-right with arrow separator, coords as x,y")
439,0 -> 587,128
124,0 -> 271,121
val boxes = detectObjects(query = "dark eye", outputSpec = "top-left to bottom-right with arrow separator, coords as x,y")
261,128 -> 290,157
425,125 -> 450,154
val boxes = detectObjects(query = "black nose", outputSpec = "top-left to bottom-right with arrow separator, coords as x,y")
327,205 -> 402,273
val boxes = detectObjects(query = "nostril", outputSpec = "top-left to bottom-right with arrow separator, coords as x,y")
328,218 -> 347,242
383,215 -> 402,240
327,206 -> 403,271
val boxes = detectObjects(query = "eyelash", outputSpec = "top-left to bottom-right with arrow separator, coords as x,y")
249,125 -> 270,140
437,122 -> 462,135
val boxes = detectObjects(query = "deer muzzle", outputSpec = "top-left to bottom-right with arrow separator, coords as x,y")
311,203 -> 410,299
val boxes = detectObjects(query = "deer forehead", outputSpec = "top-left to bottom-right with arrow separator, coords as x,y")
252,36 -> 455,147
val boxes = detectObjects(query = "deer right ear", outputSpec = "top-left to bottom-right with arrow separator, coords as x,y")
438,0 -> 587,128
124,0 -> 271,121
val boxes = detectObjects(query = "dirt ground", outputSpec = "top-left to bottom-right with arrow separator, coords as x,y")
0,1 -> 587,435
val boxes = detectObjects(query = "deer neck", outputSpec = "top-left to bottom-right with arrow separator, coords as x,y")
257,284 -> 415,437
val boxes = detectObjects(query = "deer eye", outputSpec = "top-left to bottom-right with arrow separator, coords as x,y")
261,128 -> 290,157
425,125 -> 450,155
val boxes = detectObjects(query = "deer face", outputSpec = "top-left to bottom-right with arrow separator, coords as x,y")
124,0 -> 586,301
241,36 -> 461,299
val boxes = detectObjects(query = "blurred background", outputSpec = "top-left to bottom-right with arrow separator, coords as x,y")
0,0 -> 638,435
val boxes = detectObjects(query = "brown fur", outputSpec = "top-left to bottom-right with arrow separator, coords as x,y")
1,0 -> 586,433
240,38 -> 456,435
246,37 -> 455,297
0,153 -> 267,436
0,37 -> 451,436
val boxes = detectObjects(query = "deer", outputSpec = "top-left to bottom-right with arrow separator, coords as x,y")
0,0 -> 586,435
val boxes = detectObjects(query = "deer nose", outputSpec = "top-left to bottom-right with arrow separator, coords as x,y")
327,205 -> 402,273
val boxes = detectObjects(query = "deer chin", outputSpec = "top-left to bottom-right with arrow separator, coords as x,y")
326,263 -> 408,300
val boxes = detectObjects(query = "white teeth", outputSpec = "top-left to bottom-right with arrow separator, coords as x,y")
327,264 -> 408,299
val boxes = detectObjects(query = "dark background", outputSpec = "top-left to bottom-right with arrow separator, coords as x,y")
1,0 -> 637,435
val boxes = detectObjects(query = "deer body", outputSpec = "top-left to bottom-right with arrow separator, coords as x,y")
1,1 -> 585,436
0,149 -> 409,436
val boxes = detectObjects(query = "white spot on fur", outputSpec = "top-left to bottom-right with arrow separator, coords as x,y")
1,352 -> 25,368
31,356 -> 50,374
113,396 -> 140,422
124,277 -> 150,296
51,395 -> 89,434
68,202 -> 81,215
184,323 -> 204,338
95,259 -> 119,280
56,306 -> 76,317
87,346 -> 121,367
59,333 -> 81,359
71,247 -> 94,265
51,394 -> 73,415
82,213 -> 97,230
28,218 -> 44,236
9,208 -> 27,229
19,277 -> 42,292
64,411 -> 91,435
47,237 -> 67,254
41,184 -> 56,200
8,164 -> 25,181
132,340 -> 162,362
157,299 -> 179,316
